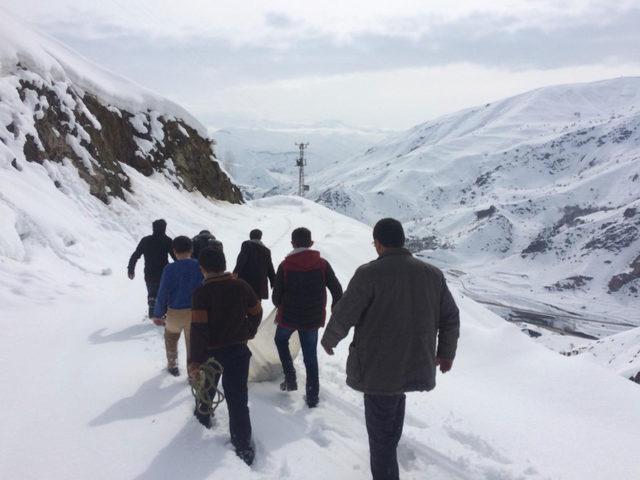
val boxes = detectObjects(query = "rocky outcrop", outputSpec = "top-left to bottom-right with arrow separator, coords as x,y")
5,66 -> 241,204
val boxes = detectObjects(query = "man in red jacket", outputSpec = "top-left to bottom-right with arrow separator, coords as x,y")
272,227 -> 343,408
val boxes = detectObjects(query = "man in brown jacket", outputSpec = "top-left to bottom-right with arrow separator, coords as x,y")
321,218 -> 460,480
188,247 -> 263,466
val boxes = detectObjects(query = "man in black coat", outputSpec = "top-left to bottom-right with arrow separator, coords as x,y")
272,227 -> 343,408
192,230 -> 223,259
128,219 -> 176,318
233,229 -> 276,299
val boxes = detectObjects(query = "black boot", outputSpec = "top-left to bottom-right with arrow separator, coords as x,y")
167,366 -> 180,377
280,377 -> 298,391
236,444 -> 255,466
194,407 -> 212,429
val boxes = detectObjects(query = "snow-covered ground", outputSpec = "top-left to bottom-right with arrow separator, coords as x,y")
2,10 -> 640,480
2,158 -> 640,480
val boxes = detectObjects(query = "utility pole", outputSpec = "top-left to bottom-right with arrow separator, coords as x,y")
295,142 -> 309,196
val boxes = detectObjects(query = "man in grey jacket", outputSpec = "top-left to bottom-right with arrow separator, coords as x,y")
321,218 -> 460,480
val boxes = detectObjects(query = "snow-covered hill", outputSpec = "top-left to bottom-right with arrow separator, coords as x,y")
312,78 -> 640,334
0,10 -> 241,206
2,11 -> 640,480
212,121 -> 390,199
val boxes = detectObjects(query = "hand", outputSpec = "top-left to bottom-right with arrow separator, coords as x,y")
152,317 -> 165,326
188,363 -> 201,381
322,344 -> 334,356
128,272 -> 135,280
436,357 -> 454,373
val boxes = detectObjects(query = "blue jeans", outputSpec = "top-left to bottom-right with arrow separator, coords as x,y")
274,326 -> 319,399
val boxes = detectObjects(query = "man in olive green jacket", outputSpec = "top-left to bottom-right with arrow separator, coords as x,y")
321,218 -> 460,480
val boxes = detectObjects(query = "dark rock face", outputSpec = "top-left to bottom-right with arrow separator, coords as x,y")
13,68 -> 241,204
545,275 -> 593,292
475,205 -> 496,220
608,255 -> 640,293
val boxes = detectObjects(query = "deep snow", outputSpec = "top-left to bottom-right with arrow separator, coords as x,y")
2,10 -> 640,480
2,160 -> 640,480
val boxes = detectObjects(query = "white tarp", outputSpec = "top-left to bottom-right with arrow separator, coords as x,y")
248,308 -> 300,382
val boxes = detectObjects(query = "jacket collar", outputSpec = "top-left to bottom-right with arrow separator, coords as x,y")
287,247 -> 312,257
250,239 -> 265,246
203,272 -> 235,284
379,247 -> 412,258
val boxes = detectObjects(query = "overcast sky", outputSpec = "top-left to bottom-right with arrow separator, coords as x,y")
4,0 -> 640,129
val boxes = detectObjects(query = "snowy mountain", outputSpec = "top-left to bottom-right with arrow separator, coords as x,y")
212,122 -> 390,199
0,11 -> 241,206
312,78 -> 640,334
2,12 -> 640,480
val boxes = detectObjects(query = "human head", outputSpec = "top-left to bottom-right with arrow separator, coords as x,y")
199,247 -> 226,274
291,227 -> 313,248
172,236 -> 192,257
373,218 -> 405,253
250,229 -> 262,240
199,229 -> 211,236
152,219 -> 167,235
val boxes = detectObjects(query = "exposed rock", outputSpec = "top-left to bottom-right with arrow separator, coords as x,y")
13,69 -> 241,205
475,205 -> 496,220
608,255 -> 640,293
545,275 -> 593,291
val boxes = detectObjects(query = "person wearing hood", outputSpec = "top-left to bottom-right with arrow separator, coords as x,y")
191,230 -> 223,260
233,229 -> 276,299
272,227 -> 343,408
128,219 -> 176,318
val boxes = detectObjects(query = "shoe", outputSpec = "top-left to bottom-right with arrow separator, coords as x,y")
193,408 -> 212,429
236,445 -> 255,466
167,366 -> 180,377
305,394 -> 319,408
280,379 -> 298,391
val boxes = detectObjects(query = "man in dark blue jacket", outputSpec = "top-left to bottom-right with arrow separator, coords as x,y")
128,219 -> 176,318
151,236 -> 203,376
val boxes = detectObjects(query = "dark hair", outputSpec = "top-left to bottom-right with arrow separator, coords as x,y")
291,227 -> 312,248
373,218 -> 405,248
250,229 -> 262,240
199,247 -> 226,272
172,235 -> 192,254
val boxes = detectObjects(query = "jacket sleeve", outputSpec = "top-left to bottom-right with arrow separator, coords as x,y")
153,266 -> 171,318
272,263 -> 284,308
321,267 -> 371,349
325,261 -> 343,307
436,276 -> 460,360
266,251 -> 276,287
127,238 -> 145,275
243,283 -> 263,339
233,243 -> 248,274
189,289 -> 210,366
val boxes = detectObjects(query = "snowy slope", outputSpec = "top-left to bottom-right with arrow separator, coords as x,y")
2,160 -> 640,480
0,10 -> 241,205
212,122 -> 390,199
568,327 -> 640,380
2,11 -> 640,480
312,78 -> 640,333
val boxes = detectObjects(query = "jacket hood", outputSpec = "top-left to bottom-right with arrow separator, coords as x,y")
152,219 -> 167,236
285,249 -> 322,269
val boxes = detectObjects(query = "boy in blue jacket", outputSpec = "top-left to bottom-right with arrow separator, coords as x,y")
152,236 -> 203,376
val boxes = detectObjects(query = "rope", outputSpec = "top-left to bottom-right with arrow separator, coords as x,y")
190,357 -> 225,416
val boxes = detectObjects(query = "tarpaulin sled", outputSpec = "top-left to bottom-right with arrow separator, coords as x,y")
248,308 -> 300,382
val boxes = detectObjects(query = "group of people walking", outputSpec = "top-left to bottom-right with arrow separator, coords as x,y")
127,218 -> 460,479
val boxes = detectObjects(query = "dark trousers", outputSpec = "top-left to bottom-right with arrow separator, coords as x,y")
145,277 -> 160,318
364,393 -> 406,480
201,344 -> 252,450
274,326 -> 319,399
